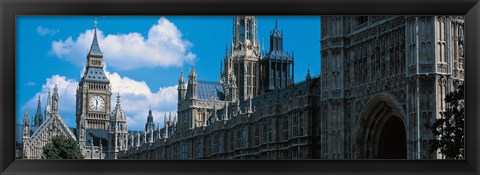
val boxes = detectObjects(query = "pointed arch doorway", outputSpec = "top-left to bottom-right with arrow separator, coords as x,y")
356,94 -> 407,159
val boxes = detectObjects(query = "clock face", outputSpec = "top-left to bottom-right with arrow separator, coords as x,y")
89,95 -> 105,111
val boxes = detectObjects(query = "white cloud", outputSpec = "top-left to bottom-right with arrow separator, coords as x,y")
36,26 -> 59,36
21,75 -> 78,126
50,17 -> 196,71
21,72 -> 178,131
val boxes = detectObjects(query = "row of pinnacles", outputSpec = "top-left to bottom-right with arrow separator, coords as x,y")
118,16 -> 317,160
21,16 -> 312,160
21,84 -> 110,159
20,17 -> 181,159
21,85 -> 78,159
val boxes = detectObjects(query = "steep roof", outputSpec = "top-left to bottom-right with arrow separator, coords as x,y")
84,67 -> 109,83
88,28 -> 103,57
197,81 -> 225,101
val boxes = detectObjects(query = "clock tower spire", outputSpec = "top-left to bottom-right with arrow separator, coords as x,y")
76,18 -> 112,135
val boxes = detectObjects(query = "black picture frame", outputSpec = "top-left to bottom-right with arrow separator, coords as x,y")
1,0 -> 479,174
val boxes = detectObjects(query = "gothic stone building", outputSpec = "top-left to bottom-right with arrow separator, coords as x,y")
20,22 -> 129,159
21,85 -> 77,159
320,16 -> 464,159
120,16 -> 321,159
21,16 -> 464,160
120,16 -> 464,160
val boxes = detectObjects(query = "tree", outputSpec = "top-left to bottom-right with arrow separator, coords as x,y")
429,84 -> 464,159
43,135 -> 84,159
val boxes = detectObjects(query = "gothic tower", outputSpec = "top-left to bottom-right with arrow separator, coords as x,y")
320,16 -> 347,159
22,111 -> 30,159
145,108 -> 155,143
33,95 -> 43,126
177,71 -> 187,102
52,84 -> 59,114
76,19 -> 112,134
261,20 -> 294,92
108,93 -> 128,159
224,16 -> 261,101
187,65 -> 198,100
45,91 -> 52,120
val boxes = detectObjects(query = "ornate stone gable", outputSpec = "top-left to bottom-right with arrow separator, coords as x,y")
24,112 -> 76,159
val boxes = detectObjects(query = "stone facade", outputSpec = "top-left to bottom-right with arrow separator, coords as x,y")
320,16 -> 464,159
120,16 -> 464,160
119,16 -> 321,159
21,20 -> 129,159
21,85 -> 77,159
21,16 -> 464,160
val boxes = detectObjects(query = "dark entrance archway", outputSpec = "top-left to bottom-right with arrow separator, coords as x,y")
378,116 -> 407,159
356,94 -> 407,159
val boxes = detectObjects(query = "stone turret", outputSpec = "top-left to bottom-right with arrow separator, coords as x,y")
22,111 -> 30,159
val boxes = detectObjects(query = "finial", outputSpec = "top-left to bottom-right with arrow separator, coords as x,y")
94,17 -> 98,29
306,63 -> 311,80
275,18 -> 278,29
116,92 -> 121,104
220,59 -> 223,75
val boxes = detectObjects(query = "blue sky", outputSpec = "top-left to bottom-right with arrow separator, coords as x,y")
16,16 -> 320,131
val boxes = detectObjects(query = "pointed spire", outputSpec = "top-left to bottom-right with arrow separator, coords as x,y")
116,92 -> 121,105
164,113 -> 167,123
53,84 -> 58,94
169,112 -> 172,122
45,91 -> 51,119
52,84 -> 59,114
179,70 -> 185,84
47,91 -> 51,105
88,17 -> 103,57
34,95 -> 43,126
225,43 -> 228,57
191,64 -> 196,77
149,105 -> 152,116
306,64 -> 311,80
232,17 -> 236,44
146,106 -> 154,132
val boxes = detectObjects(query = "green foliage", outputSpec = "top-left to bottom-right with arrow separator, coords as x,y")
42,135 -> 84,159
429,84 -> 464,159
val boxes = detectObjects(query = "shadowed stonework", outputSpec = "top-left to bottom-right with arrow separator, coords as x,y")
19,16 -> 464,160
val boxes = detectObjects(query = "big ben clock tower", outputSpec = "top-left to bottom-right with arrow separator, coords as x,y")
76,20 -> 112,146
